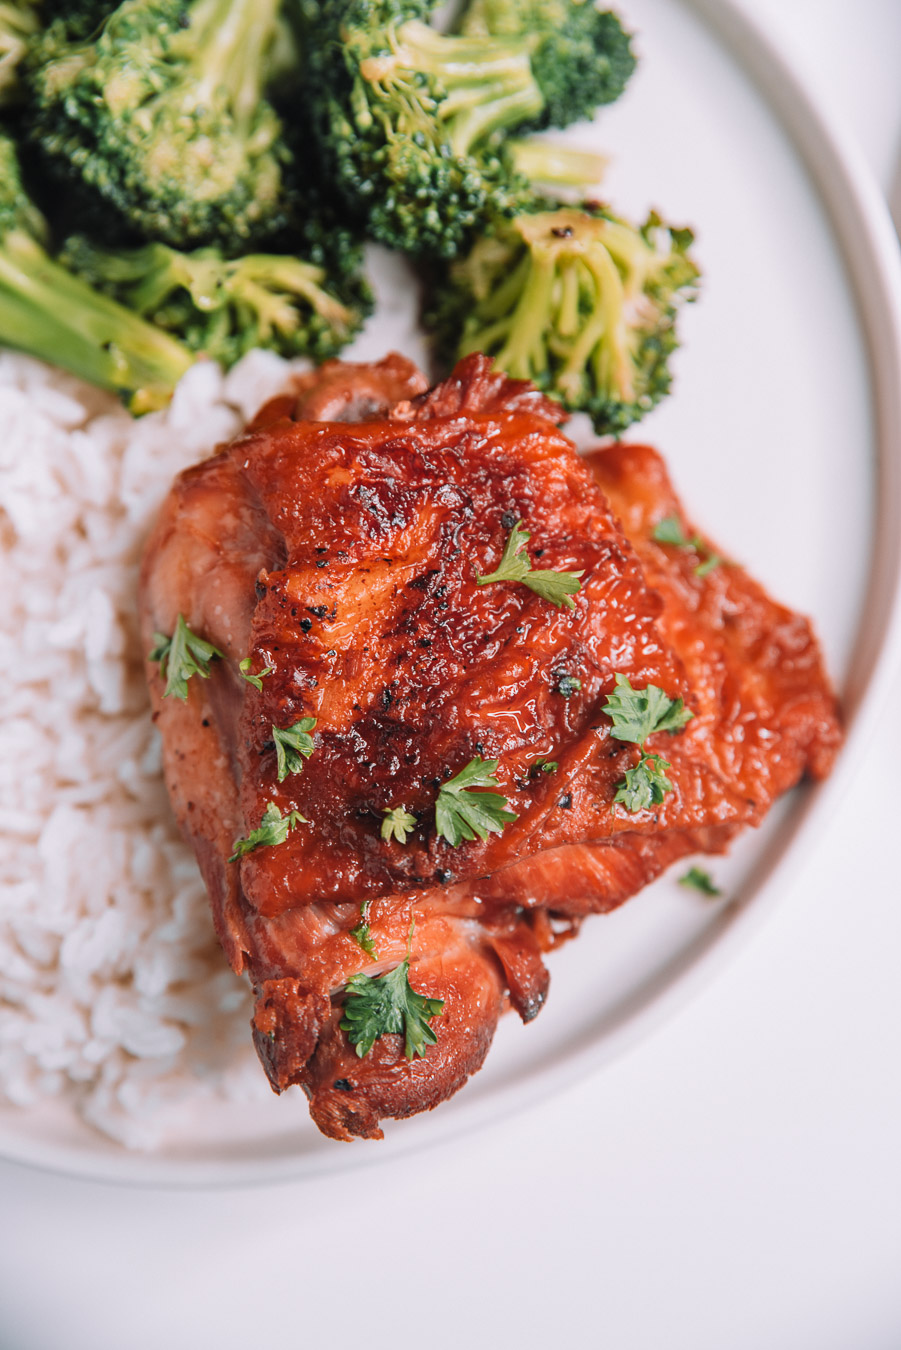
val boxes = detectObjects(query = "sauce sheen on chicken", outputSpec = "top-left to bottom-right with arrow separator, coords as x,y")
140,354 -> 841,1141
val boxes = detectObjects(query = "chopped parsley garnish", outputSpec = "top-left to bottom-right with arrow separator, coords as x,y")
604,672 -> 693,744
477,520 -> 584,610
350,922 -> 377,957
530,758 -> 559,777
603,673 -> 693,815
229,801 -> 308,862
349,903 -> 378,957
381,806 -> 417,845
272,718 -> 317,782
614,751 -> 674,812
652,515 -> 693,547
340,959 -> 444,1059
434,755 -> 518,847
653,515 -> 722,577
679,866 -> 722,897
555,673 -> 582,699
239,657 -> 274,691
149,614 -> 222,700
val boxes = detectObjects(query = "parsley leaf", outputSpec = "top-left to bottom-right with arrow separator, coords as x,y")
477,520 -> 584,610
149,614 -> 222,700
340,959 -> 444,1059
653,514 -> 721,577
679,866 -> 722,897
529,758 -> 559,778
381,806 -> 417,844
350,922 -> 377,957
349,903 -> 378,957
229,801 -> 308,862
604,674 -> 694,815
434,756 -> 518,847
239,657 -> 274,691
272,718 -> 317,782
694,551 -> 723,579
555,673 -> 582,699
613,751 -> 674,812
651,515 -> 689,547
603,673 -> 693,744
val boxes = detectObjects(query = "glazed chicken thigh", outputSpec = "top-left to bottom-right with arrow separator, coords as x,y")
140,354 -> 841,1140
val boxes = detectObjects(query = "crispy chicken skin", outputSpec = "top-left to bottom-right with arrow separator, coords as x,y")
140,353 -> 841,1140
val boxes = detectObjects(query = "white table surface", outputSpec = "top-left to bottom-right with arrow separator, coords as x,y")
2,5 -> 901,1349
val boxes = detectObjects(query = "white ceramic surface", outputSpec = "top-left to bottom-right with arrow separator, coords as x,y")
2,0 -> 900,1186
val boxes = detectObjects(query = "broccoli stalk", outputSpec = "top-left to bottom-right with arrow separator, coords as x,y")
180,0 -> 280,135
27,0 -> 292,249
63,236 -> 372,367
426,204 -> 699,435
506,137 -> 607,192
0,133 -> 193,412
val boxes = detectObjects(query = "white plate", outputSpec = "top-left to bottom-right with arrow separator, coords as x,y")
2,0 -> 900,1186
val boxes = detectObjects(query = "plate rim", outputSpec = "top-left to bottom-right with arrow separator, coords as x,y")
3,0 -> 901,1188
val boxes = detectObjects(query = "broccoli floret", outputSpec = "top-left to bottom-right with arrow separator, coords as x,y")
0,130 -> 193,411
425,203 -> 699,435
63,232 -> 373,367
0,0 -> 40,105
302,0 -> 556,258
457,0 -> 636,131
302,0 -> 631,258
27,0 -> 295,250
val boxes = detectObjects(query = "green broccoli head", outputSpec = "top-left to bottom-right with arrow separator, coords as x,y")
457,0 -> 636,130
27,0 -> 295,250
63,229 -> 373,368
304,0 -> 552,258
426,203 -> 699,435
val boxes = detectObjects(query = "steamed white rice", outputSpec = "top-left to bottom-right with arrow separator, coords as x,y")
0,349 -> 308,1149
